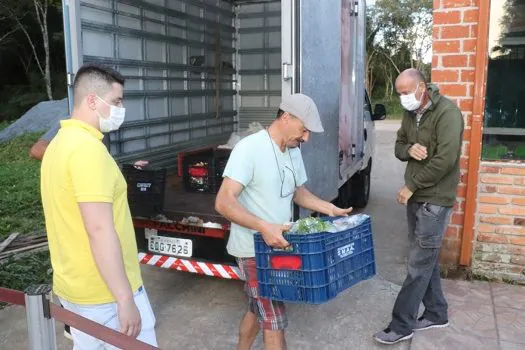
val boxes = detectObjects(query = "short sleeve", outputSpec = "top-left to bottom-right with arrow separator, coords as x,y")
291,148 -> 308,187
69,142 -> 115,203
222,139 -> 254,187
40,121 -> 61,142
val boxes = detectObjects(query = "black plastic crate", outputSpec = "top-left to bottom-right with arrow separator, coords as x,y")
182,149 -> 231,193
122,164 -> 167,217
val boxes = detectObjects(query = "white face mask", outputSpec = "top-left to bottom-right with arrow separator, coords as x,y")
96,96 -> 126,133
400,84 -> 424,111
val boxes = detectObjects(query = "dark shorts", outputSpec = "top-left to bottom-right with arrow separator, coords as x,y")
236,257 -> 288,330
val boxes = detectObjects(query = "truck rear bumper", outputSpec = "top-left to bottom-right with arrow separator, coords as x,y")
138,252 -> 244,280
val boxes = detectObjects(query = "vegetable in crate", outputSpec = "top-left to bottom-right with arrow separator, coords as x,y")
289,217 -> 336,234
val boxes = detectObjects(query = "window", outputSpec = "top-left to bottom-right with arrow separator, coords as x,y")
482,0 -> 525,160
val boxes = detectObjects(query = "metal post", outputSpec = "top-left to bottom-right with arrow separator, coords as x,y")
24,284 -> 57,350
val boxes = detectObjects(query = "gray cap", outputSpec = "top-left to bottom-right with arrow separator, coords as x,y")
279,93 -> 324,133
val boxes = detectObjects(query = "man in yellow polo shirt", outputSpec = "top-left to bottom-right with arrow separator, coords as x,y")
40,63 -> 158,348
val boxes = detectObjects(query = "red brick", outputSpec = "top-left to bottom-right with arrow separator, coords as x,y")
432,40 -> 461,54
479,196 -> 508,204
433,27 -> 441,39
459,99 -> 474,111
480,216 -> 514,225
443,55 -> 469,68
468,54 -> 477,67
510,256 -> 525,266
511,266 -> 524,274
481,175 -> 514,185
470,24 -> 478,38
510,237 -> 525,246
477,224 -> 495,233
509,246 -> 525,255
477,233 -> 508,244
460,69 -> 476,82
480,166 -> 500,174
433,55 -> 440,67
512,198 -> 525,206
500,207 -> 525,216
457,184 -> 467,197
442,0 -> 472,8
515,178 -> 525,186
480,185 -> 497,193
479,204 -> 499,214
463,9 -> 479,22
434,0 -> 441,9
445,226 -> 459,239
462,128 -> 471,141
453,200 -> 466,213
495,226 -> 525,235
432,69 -> 460,82
434,11 -> 461,25
440,84 -> 468,97
515,218 -> 525,226
499,186 -> 525,196
451,213 -> 464,225
501,167 -> 525,176
441,25 -> 471,39
460,157 -> 469,170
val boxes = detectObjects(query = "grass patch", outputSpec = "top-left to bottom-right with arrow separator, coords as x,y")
0,132 -> 51,294
0,251 -> 52,307
0,132 -> 45,238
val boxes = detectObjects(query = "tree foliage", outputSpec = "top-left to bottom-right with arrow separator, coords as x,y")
366,0 -> 433,101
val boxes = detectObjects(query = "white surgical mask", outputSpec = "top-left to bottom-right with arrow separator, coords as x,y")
400,84 -> 424,111
96,96 -> 126,133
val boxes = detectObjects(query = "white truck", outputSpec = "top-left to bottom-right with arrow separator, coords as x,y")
61,0 -> 386,279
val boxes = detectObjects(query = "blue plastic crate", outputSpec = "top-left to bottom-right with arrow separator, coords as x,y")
254,215 -> 376,304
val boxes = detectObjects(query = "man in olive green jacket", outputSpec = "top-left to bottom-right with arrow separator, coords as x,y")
374,68 -> 464,345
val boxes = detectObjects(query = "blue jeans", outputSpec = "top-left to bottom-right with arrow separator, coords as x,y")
389,202 -> 452,335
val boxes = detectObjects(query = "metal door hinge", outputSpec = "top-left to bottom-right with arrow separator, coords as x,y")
67,72 -> 74,86
282,63 -> 293,81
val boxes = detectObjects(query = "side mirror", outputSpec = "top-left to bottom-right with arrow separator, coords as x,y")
373,104 -> 387,121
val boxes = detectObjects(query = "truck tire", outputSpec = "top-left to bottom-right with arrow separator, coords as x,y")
350,159 -> 371,209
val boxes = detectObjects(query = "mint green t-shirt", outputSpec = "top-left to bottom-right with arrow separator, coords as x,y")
223,130 -> 308,258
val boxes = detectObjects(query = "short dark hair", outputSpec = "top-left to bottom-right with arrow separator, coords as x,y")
73,63 -> 125,106
276,109 -> 285,119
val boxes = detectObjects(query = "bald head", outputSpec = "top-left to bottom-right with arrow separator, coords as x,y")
396,68 -> 427,88
73,63 -> 125,107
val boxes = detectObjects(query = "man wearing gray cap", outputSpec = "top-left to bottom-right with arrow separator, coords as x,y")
215,93 -> 352,350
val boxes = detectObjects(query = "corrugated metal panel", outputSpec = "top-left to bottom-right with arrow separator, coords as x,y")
236,1 -> 281,130
79,0 -> 237,168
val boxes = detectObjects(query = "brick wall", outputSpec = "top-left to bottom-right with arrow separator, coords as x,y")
432,0 -> 525,281
473,164 -> 525,281
432,0 -> 479,266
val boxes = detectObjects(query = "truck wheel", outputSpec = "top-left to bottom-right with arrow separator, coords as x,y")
350,159 -> 371,209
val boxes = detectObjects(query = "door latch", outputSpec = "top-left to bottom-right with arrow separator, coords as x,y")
282,63 -> 293,81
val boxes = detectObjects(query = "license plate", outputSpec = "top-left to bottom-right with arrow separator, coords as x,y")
148,236 -> 192,258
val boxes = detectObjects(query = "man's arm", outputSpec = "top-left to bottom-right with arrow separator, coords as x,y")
394,115 -> 412,162
29,120 -> 61,160
29,140 -> 50,160
70,144 -> 141,337
215,178 -> 289,248
405,108 -> 463,192
293,186 -> 353,216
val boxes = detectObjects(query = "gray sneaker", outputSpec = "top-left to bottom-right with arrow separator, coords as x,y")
413,316 -> 449,331
374,328 -> 414,345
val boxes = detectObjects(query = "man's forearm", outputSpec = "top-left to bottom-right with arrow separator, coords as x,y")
293,187 -> 334,216
89,229 -> 134,303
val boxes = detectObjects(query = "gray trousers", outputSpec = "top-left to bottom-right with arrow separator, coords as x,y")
389,201 -> 453,335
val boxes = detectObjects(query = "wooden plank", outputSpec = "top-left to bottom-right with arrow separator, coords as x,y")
0,233 -> 20,253
0,242 -> 49,260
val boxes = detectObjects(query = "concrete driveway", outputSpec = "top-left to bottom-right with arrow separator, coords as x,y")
1,121 -> 412,350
